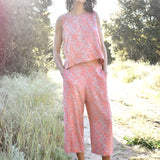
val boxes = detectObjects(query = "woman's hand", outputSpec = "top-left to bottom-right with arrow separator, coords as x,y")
103,68 -> 108,75
60,67 -> 65,77
102,65 -> 108,76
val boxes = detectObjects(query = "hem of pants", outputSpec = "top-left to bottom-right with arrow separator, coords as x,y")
64,148 -> 85,154
91,149 -> 113,156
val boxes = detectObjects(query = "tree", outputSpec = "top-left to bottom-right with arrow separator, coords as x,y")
0,0 -> 53,76
103,0 -> 160,64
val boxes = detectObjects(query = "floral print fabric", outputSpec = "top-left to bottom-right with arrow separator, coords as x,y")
60,11 -> 105,69
62,60 -> 113,156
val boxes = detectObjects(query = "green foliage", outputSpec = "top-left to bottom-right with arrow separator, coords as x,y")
124,136 -> 160,150
0,0 -> 54,76
0,71 -> 71,160
103,0 -> 160,64
104,40 -> 114,64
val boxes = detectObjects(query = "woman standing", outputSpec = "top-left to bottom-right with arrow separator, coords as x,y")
53,0 -> 113,159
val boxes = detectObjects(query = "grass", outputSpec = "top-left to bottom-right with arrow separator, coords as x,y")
0,70 -> 71,160
124,136 -> 160,150
108,60 -> 160,153
0,60 -> 159,159
109,59 -> 160,105
109,60 -> 150,81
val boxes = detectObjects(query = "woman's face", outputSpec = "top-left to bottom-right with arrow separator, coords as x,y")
74,0 -> 86,3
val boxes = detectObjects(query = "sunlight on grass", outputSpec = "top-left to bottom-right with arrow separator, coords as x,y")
0,61 -> 159,159
109,60 -> 160,105
109,60 -> 160,157
0,71 -> 71,160
47,69 -> 63,84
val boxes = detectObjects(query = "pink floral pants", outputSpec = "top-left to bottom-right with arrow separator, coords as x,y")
62,60 -> 113,156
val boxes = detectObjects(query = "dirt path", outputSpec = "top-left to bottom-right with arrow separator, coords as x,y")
66,75 -> 160,160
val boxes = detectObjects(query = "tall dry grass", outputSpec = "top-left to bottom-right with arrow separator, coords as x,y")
109,60 -> 160,105
0,71 -> 71,160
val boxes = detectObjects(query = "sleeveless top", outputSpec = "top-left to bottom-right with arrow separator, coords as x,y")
60,10 -> 104,69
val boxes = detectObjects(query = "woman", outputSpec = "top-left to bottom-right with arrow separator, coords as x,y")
53,0 -> 113,159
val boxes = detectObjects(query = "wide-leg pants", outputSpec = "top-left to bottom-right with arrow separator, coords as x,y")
62,60 -> 113,156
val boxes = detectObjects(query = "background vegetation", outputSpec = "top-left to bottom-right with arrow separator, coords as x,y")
0,0 -> 54,76
0,71 -> 71,159
103,0 -> 160,64
0,0 -> 160,159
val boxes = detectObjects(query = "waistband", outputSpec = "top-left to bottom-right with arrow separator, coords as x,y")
74,59 -> 101,67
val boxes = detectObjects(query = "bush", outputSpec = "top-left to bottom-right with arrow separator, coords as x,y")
124,136 -> 160,150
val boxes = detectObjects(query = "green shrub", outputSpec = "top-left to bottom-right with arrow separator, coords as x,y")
124,136 -> 160,150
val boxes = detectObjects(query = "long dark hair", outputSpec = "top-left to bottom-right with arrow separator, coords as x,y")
65,0 -> 97,13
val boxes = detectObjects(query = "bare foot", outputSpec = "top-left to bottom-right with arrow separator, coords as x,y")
102,156 -> 111,160
76,152 -> 85,160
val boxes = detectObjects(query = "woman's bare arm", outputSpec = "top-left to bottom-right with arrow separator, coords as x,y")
94,11 -> 108,74
53,15 -> 65,76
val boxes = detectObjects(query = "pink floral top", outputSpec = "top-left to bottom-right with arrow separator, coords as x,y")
60,10 -> 104,69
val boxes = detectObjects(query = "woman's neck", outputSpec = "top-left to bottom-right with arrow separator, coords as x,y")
71,1 -> 86,15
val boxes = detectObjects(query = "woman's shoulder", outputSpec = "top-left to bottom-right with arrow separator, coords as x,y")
92,10 -> 98,16
56,12 -> 68,25
91,10 -> 100,21
59,12 -> 68,18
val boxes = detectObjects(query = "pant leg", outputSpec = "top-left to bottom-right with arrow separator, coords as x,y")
63,66 -> 85,153
85,63 -> 113,156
